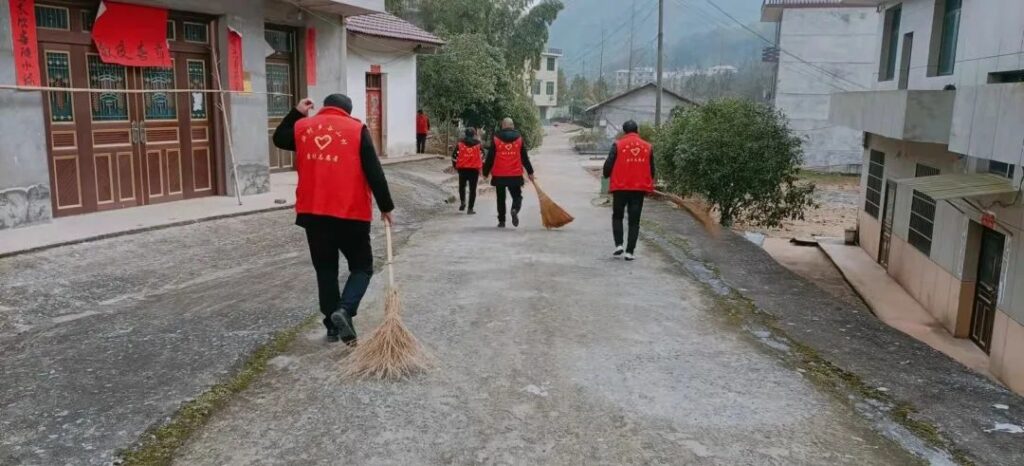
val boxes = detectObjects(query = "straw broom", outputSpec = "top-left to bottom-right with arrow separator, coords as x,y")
532,178 -> 574,229
342,222 -> 430,380
653,190 -> 721,238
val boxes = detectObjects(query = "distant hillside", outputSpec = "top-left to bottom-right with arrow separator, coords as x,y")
548,0 -> 765,77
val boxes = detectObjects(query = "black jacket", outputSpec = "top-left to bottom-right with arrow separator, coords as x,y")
451,137 -> 482,170
603,139 -> 656,181
483,128 -> 534,187
272,108 -> 395,227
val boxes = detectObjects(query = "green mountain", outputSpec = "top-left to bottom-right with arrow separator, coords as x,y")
548,0 -> 766,77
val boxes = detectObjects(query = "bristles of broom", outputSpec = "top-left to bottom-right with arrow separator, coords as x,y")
653,190 -> 721,238
532,179 -> 574,229
342,222 -> 430,380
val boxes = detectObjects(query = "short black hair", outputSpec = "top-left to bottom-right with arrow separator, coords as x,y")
464,127 -> 476,138
417,109 -> 423,113
622,120 -> 639,134
323,94 -> 353,113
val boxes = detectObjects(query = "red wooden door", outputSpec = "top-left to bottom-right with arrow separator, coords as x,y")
365,73 -> 383,156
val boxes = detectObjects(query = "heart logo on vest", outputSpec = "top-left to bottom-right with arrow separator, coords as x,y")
630,147 -> 642,156
314,135 -> 333,150
504,144 -> 514,151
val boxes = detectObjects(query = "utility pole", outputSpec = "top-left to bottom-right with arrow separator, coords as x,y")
655,0 -> 664,127
598,24 -> 605,84
627,0 -> 635,89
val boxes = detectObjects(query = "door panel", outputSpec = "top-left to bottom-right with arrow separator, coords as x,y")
265,25 -> 297,172
970,228 -> 1004,353
38,4 -> 219,217
366,72 -> 383,156
898,32 -> 913,90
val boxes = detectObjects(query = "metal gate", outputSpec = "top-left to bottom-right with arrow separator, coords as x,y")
878,180 -> 897,267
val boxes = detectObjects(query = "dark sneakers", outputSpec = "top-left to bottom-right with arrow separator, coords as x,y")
459,203 -> 466,211
329,309 -> 357,344
511,209 -> 520,227
467,208 -> 476,215
498,219 -> 506,228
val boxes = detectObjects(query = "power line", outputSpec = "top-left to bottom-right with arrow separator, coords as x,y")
692,0 -> 869,91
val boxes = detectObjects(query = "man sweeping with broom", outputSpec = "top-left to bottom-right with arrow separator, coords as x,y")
603,120 -> 655,261
483,118 -> 534,228
273,94 -> 395,346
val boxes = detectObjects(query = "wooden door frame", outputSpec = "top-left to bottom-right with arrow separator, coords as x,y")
264,23 -> 306,172
970,227 -> 1005,353
35,0 -> 223,217
878,179 -> 897,267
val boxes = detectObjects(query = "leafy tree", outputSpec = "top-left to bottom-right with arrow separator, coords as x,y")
418,34 -> 501,150
567,74 -> 593,122
655,98 -> 815,227
592,77 -> 611,102
417,0 -> 563,72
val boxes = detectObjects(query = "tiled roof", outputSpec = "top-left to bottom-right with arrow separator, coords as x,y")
763,0 -> 878,7
345,13 -> 444,45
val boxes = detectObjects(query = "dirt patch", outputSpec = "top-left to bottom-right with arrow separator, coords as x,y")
740,173 -> 860,239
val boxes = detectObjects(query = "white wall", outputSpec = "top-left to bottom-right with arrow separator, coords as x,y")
527,53 -> 560,110
874,0 -> 1024,91
346,36 -> 419,157
775,7 -> 879,172
595,87 -> 689,138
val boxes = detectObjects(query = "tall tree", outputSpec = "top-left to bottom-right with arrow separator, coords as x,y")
556,69 -> 568,107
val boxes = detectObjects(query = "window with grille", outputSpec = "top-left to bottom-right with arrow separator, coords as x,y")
865,151 -> 885,218
547,57 -> 556,71
880,5 -> 902,82
532,79 -> 541,95
909,164 -> 939,255
989,160 -> 1016,179
546,81 -> 555,95
366,73 -> 382,90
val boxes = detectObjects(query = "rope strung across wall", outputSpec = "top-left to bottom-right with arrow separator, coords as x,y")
0,84 -> 292,96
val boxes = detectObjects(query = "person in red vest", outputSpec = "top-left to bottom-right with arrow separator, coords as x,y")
603,120 -> 655,261
415,109 -> 430,154
272,94 -> 394,345
483,118 -> 534,228
451,127 -> 483,214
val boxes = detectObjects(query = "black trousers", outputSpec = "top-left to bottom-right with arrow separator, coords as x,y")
416,134 -> 427,153
612,191 -> 646,253
495,185 -> 523,222
304,222 -> 374,331
458,169 -> 480,209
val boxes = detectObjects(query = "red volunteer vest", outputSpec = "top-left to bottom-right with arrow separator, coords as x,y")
456,141 -> 483,170
416,114 -> 429,134
609,133 -> 654,193
491,137 -> 524,177
294,107 -> 373,221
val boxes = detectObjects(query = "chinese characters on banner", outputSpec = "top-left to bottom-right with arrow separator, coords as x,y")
92,1 -> 171,68
306,28 -> 317,86
227,27 -> 244,92
7,0 -> 41,86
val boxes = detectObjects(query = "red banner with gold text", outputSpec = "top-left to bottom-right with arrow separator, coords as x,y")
227,27 -> 244,91
306,28 -> 317,86
8,0 -> 41,86
92,1 -> 171,68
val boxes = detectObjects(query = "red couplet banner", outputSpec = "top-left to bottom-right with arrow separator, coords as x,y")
227,27 -> 244,92
8,0 -> 41,86
306,28 -> 317,86
92,1 -> 171,68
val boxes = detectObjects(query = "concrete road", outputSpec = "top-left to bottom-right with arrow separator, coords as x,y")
0,162 -> 451,466
174,129 -> 918,465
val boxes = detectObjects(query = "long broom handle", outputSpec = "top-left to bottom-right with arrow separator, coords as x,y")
385,220 -> 395,288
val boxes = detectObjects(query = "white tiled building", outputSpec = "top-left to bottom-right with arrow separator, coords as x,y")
525,48 -> 562,121
829,0 -> 1024,393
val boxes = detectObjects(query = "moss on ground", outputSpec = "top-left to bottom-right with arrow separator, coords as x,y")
117,315 -> 318,466
644,217 -> 973,466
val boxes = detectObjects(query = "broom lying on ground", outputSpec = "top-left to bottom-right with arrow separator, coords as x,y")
653,190 -> 721,238
342,221 -> 430,380
532,178 -> 574,229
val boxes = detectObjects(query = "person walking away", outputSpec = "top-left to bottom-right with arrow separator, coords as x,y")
273,94 -> 395,345
603,120 -> 654,261
483,118 -> 534,228
415,109 -> 430,154
451,127 -> 483,214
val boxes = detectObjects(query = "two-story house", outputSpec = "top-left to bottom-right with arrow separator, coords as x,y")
524,48 -> 561,121
830,0 -> 1024,393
